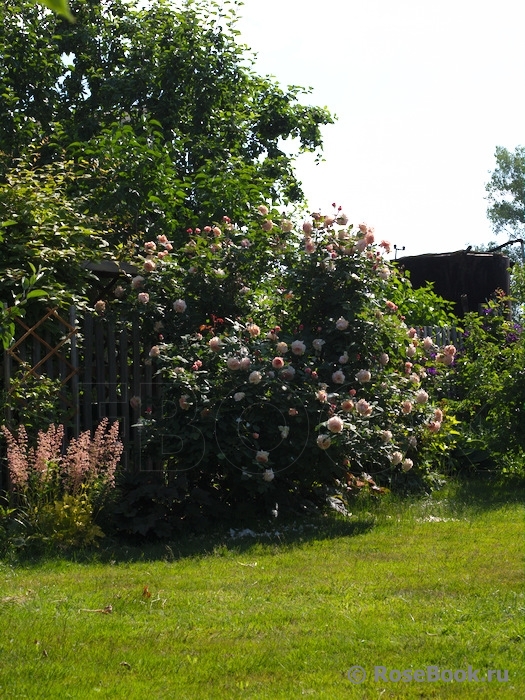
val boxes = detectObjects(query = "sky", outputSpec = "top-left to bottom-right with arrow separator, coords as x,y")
235,0 -> 525,258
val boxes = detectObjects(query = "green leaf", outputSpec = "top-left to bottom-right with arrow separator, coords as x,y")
38,0 -> 75,22
25,289 -> 49,299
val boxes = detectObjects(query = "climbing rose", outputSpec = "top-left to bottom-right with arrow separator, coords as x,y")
313,339 -> 325,351
402,400 -> 413,414
335,316 -> 349,331
415,389 -> 429,404
173,299 -> 187,313
317,434 -> 332,450
249,371 -> 262,384
356,369 -> 371,383
227,357 -> 241,371
391,451 -> 403,465
327,416 -> 344,433
356,399 -> 372,416
272,357 -> 285,369
256,450 -> 269,464
137,292 -> 149,304
341,400 -> 354,412
291,340 -> 306,356
233,392 -> 245,402
402,458 -> 414,472
258,204 -> 269,215
209,337 -> 222,351
262,220 -> 274,232
332,370 -> 345,385
262,468 -> 275,482
276,341 -> 288,355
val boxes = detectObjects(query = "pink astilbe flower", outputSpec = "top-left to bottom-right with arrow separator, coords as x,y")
62,419 -> 123,494
1,424 -> 29,489
32,424 -> 64,484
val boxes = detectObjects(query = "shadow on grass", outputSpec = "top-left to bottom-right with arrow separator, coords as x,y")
6,513 -> 375,567
4,474 -> 523,566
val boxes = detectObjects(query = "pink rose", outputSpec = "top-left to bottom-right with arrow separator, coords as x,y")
227,357 -> 241,370
317,434 -> 331,450
327,416 -> 344,433
149,345 -> 161,358
209,336 -> 222,351
258,205 -> 269,216
144,259 -> 156,272
256,450 -> 269,464
291,340 -> 306,356
355,369 -> 371,383
261,219 -> 274,232
335,316 -> 349,331
391,451 -> 403,465
272,357 -> 285,369
332,370 -> 345,385
249,371 -> 262,384
137,292 -> 149,304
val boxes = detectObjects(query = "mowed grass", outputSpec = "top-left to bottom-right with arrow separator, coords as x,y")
0,479 -> 523,699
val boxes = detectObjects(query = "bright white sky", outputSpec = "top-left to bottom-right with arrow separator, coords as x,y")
235,0 -> 525,257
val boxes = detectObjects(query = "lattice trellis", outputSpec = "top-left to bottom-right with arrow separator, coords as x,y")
6,307 -> 78,384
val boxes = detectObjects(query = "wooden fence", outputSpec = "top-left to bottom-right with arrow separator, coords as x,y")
1,307 -> 162,488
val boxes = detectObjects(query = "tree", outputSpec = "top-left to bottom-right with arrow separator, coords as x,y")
486,146 -> 525,239
0,0 -> 333,242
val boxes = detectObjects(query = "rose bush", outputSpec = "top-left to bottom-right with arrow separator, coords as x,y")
106,206 -> 459,522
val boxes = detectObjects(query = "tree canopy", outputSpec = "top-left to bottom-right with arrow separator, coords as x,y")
0,0 -> 333,240
486,145 -> 525,239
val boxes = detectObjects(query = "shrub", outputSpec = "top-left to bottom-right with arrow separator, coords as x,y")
1,418 -> 123,549
108,209 -> 459,524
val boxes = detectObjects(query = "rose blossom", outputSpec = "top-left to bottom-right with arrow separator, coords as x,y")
401,400 -> 413,414
423,336 -> 434,350
406,344 -> 417,358
316,390 -> 328,403
209,336 -> 222,351
114,285 -> 125,298
149,345 -> 161,358
341,399 -> 354,412
137,292 -> 149,304
415,389 -> 429,404
256,450 -> 269,464
227,357 -> 241,370
302,221 -> 313,235
339,352 -> 349,364
356,399 -> 372,416
239,357 -> 251,370
291,340 -> 306,356
247,323 -> 261,337
249,371 -> 262,384
288,408 -> 299,416
257,204 -> 269,216
281,219 -> 293,232
173,299 -> 187,313
355,369 -> 371,383
276,341 -> 288,355
312,339 -> 325,351
95,300 -> 106,314
434,408 -> 444,422
402,458 -> 414,472
280,366 -> 296,381
332,370 -> 345,385
379,352 -> 389,366
233,392 -> 245,402
391,451 -> 403,465
335,316 -> 349,331
381,430 -> 393,443
179,395 -> 191,410
317,434 -> 332,450
130,396 -> 141,410
131,275 -> 145,289
261,219 -> 274,232
427,421 -> 441,433
144,259 -> 156,272
272,357 -> 285,369
304,238 -> 316,254
327,416 -> 344,433
262,468 -> 275,482
380,239 -> 392,254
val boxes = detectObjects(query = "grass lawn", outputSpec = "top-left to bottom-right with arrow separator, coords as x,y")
0,478 -> 523,699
